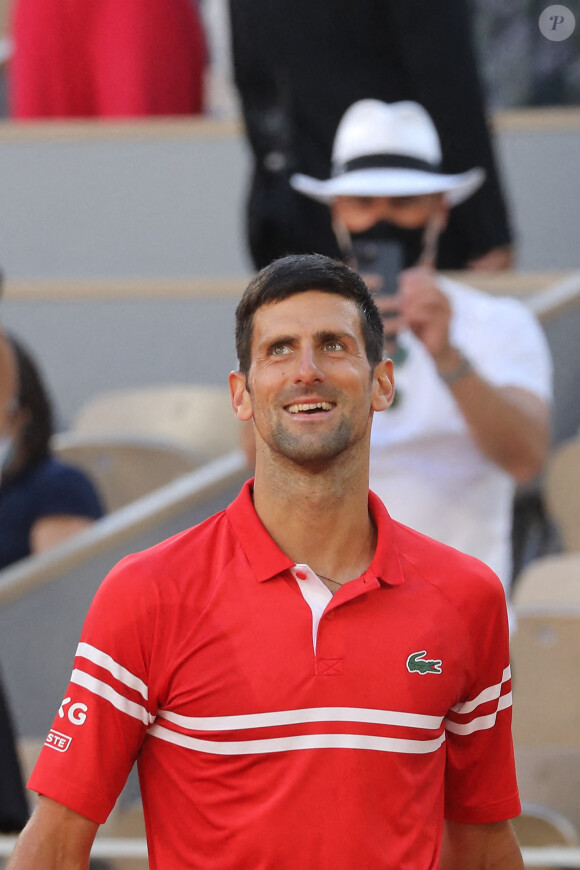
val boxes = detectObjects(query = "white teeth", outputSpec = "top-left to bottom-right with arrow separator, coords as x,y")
287,402 -> 333,413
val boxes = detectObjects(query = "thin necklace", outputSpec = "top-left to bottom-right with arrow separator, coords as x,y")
316,573 -> 343,588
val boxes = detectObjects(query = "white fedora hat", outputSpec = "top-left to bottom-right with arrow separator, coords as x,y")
291,99 -> 485,206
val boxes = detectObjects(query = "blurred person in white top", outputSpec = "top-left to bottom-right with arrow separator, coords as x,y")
291,99 -> 552,598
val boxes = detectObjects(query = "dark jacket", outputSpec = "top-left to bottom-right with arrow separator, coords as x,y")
230,0 -> 513,269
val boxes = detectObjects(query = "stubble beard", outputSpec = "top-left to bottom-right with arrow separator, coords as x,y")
267,413 -> 360,468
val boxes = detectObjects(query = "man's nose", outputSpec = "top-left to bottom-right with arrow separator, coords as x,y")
376,200 -> 396,223
293,346 -> 325,383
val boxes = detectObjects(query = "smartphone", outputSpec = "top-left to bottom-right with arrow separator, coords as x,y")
351,238 -> 403,297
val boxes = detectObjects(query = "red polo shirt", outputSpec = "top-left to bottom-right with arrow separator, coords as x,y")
29,480 -> 520,868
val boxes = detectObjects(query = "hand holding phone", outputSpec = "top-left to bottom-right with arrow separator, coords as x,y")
351,238 -> 403,355
351,239 -> 403,297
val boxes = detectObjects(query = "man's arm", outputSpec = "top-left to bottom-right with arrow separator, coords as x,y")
434,367 -> 549,482
440,819 -> 524,869
30,515 -> 95,554
7,796 -> 99,870
380,266 -> 550,481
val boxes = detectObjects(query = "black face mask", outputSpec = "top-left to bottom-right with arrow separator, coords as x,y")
345,220 -> 426,298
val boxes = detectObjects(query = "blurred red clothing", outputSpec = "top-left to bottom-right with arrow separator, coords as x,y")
9,0 -> 207,118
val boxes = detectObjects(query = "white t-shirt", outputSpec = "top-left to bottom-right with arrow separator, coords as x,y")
369,276 -> 553,593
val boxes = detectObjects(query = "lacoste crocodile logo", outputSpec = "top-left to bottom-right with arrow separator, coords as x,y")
406,651 -> 443,675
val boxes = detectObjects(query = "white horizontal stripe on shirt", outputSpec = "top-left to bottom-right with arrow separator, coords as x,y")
445,692 -> 513,736
157,706 -> 444,733
450,666 -> 511,716
76,642 -> 148,700
148,723 -> 447,756
71,669 -> 153,725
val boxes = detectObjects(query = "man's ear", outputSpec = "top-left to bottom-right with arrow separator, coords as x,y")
371,359 -> 395,412
228,371 -> 253,422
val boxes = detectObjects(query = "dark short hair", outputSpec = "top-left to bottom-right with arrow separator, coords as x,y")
7,333 -> 54,466
235,253 -> 384,376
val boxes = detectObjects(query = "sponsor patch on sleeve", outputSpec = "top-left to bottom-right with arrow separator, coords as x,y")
45,729 -> 72,753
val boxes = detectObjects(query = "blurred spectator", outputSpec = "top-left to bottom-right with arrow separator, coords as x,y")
0,332 -> 103,570
0,334 -> 29,834
290,98 -> 552,599
9,0 -> 207,118
230,0 -> 514,271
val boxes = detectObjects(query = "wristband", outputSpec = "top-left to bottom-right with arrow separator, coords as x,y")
436,350 -> 473,385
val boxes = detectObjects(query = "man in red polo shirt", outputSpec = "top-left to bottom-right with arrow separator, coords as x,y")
9,254 -> 523,869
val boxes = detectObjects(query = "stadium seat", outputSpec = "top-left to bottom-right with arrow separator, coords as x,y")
512,551 -> 580,612
71,384 -> 240,461
514,801 -> 579,845
511,613 -> 580,747
52,432 -> 203,512
543,434 -> 580,552
511,558 -> 580,832
512,803 -> 579,870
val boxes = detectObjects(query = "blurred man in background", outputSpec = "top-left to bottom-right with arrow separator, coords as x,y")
291,99 -> 552,599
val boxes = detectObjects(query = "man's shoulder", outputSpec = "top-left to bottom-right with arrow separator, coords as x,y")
438,273 -> 536,322
101,505 -> 235,598
393,518 -> 506,606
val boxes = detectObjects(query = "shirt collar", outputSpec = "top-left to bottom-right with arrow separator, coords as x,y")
226,479 -> 406,588
226,480 -> 295,581
367,489 -> 406,587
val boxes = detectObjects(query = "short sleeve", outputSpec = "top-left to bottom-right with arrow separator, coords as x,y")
443,575 -> 521,824
477,298 -> 553,401
28,554 -> 159,823
444,278 -> 553,403
35,461 -> 104,522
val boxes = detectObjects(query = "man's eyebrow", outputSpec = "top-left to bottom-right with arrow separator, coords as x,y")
315,330 -> 354,343
271,333 -> 298,345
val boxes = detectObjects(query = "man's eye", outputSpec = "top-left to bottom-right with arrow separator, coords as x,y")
354,197 -> 375,208
391,196 -> 417,209
324,341 -> 344,352
270,344 -> 292,356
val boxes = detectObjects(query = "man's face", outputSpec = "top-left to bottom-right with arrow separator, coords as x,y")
229,291 -> 393,466
331,193 -> 447,234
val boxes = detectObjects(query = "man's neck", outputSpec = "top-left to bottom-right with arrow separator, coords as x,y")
252,451 -> 376,587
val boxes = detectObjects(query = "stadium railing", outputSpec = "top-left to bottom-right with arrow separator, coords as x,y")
2,839 -> 580,866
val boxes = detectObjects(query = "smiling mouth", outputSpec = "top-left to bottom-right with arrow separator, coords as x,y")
286,401 -> 335,414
